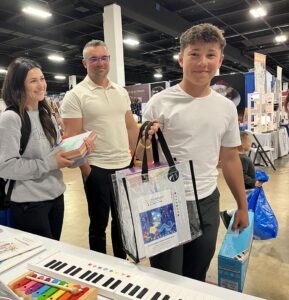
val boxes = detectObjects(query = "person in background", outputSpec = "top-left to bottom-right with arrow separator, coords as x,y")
143,23 -> 249,281
284,93 -> 289,113
0,57 -> 74,240
61,40 -> 158,258
220,131 -> 263,228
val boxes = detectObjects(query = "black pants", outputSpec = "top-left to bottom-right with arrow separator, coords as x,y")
10,194 -> 64,240
84,165 -> 126,259
150,188 -> 220,281
183,188 -> 220,281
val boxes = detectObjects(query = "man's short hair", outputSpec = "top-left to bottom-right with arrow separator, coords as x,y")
180,23 -> 226,53
82,40 -> 107,57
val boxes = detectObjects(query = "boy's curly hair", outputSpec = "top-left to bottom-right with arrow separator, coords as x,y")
180,23 -> 226,53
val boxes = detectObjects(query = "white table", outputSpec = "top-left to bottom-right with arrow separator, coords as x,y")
0,225 -> 264,300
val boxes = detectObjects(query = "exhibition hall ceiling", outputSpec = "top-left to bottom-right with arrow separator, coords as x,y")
0,0 -> 288,93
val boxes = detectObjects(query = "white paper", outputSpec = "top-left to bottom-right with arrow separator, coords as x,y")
0,235 -> 43,261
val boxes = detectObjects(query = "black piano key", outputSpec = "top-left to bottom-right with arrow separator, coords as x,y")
64,265 -> 76,274
79,270 -> 92,279
55,262 -> 67,271
70,267 -> 82,276
162,296 -> 170,300
109,279 -> 122,290
129,285 -> 141,296
121,283 -> 133,294
136,288 -> 149,299
85,272 -> 98,282
49,261 -> 62,269
44,260 -> 57,268
92,274 -> 104,283
102,277 -> 114,287
151,292 -> 162,300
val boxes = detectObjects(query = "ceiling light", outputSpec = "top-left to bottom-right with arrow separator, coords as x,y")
275,34 -> 287,43
0,68 -> 7,74
173,54 -> 179,60
123,38 -> 140,46
54,75 -> 66,80
154,73 -> 163,79
22,6 -> 52,19
249,7 -> 267,18
48,55 -> 65,62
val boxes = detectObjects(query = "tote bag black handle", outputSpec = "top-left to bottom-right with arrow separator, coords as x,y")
129,121 -> 151,169
141,122 -> 179,182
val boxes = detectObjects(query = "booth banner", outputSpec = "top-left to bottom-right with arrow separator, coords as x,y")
254,52 -> 266,94
125,83 -> 150,103
211,73 -> 245,116
125,83 -> 150,123
125,82 -> 169,123
150,81 -> 169,97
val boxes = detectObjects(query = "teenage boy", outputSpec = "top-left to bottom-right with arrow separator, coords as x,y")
143,23 -> 249,281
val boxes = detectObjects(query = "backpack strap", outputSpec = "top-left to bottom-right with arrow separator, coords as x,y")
4,106 -> 31,204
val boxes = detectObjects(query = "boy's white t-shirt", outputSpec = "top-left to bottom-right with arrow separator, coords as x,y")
143,84 -> 241,200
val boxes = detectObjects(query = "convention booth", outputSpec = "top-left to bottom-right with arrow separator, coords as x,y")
244,69 -> 289,166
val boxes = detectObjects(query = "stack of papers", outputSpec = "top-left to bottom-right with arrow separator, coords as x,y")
0,235 -> 44,274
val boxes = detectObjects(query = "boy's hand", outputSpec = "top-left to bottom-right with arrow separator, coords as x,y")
231,208 -> 249,231
255,180 -> 263,187
141,120 -> 160,145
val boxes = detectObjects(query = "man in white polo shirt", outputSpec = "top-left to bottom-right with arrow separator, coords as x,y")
61,40 -> 139,258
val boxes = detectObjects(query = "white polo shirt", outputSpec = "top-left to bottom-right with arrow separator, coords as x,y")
61,76 -> 132,169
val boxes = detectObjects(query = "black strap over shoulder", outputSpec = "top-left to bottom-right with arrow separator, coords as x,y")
1,106 -> 31,208
6,106 -> 31,155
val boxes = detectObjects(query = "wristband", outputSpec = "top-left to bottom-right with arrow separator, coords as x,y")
139,142 -> 151,149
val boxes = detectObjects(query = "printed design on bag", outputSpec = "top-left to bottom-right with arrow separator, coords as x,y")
167,167 -> 179,182
140,203 -> 177,244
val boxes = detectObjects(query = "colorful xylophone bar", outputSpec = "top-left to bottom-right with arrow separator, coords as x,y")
8,271 -> 97,300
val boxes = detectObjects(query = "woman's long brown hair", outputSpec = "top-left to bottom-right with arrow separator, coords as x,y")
1,57 -> 57,147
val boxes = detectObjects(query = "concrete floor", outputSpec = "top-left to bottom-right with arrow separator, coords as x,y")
60,155 -> 289,300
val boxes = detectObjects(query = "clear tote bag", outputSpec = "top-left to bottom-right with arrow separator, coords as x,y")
112,122 -> 202,263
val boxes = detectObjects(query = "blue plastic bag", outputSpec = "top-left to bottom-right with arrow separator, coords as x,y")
255,169 -> 269,182
247,187 -> 278,240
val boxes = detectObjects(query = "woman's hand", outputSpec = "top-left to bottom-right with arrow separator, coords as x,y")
84,137 -> 96,154
54,151 -> 75,169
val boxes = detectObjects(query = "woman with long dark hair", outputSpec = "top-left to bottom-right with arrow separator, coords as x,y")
0,57 -> 74,240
